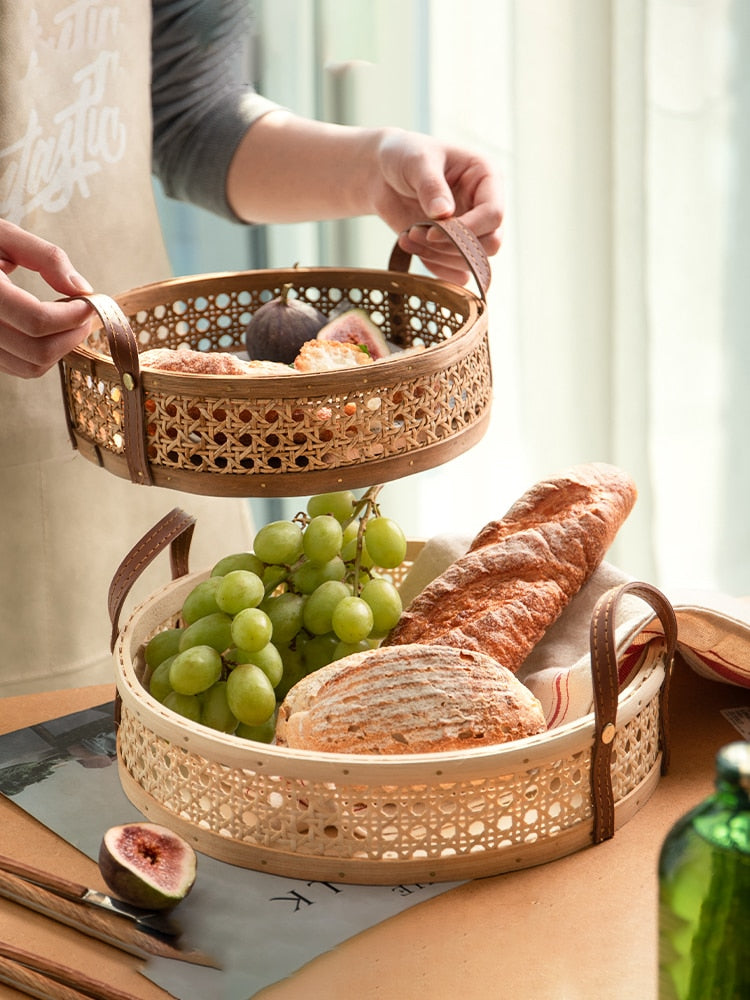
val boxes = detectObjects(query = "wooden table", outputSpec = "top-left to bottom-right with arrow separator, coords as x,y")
0,661 -> 747,1000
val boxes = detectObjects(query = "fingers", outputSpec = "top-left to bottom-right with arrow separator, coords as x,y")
0,279 -> 94,377
399,161 -> 504,279
397,210 -> 504,285
0,221 -> 95,377
0,219 -> 93,296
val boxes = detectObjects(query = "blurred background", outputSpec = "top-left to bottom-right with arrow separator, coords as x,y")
154,0 -> 750,597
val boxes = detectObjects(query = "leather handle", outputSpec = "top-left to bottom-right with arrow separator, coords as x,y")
67,293 -> 152,486
108,507 -> 196,653
589,580 -> 678,844
388,217 -> 492,299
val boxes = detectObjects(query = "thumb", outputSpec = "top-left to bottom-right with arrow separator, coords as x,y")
418,177 -> 455,220
411,149 -> 455,219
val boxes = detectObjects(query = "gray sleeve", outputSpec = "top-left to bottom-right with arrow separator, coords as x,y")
151,0 -> 283,221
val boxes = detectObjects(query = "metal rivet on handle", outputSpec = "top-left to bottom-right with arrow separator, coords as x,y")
601,722 -> 616,745
122,373 -> 135,390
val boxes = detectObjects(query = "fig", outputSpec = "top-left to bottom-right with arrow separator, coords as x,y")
98,822 -> 197,911
245,283 -> 327,364
316,309 -> 391,360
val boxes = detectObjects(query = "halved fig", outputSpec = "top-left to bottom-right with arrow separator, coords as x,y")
316,309 -> 391,359
98,822 -> 197,911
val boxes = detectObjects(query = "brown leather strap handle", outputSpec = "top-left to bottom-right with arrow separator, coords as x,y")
388,217 -> 491,300
589,580 -> 678,844
67,293 -> 152,486
108,507 -> 196,652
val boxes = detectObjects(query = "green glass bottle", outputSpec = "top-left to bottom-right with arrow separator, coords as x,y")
658,741 -> 750,999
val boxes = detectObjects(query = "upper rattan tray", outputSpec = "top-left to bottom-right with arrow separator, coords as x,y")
59,219 -> 492,497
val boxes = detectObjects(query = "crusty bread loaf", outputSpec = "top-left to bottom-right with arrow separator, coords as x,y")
275,644 -> 547,754
383,462 -> 637,673
138,347 -> 254,375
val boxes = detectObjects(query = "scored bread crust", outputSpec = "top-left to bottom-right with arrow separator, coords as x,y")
274,644 -> 547,754
382,462 -> 637,673
138,347 -> 254,375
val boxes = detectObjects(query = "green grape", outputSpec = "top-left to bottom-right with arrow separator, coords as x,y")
227,642 -> 284,688
210,551 -> 265,578
200,681 -> 239,733
317,556 -> 347,582
253,520 -> 304,566
331,595 -> 374,644
236,714 -> 276,744
263,592 -> 306,645
307,490 -> 356,522
302,580 -> 351,635
149,655 -> 176,702
341,533 -> 373,567
301,632 -> 339,673
303,515 -> 343,565
169,645 -> 222,695
262,564 -> 288,592
360,578 -> 403,635
181,576 -> 222,625
230,606 -> 273,652
291,556 -> 346,594
163,690 -> 202,723
215,569 -> 265,615
341,519 -> 359,548
333,639 -> 371,660
179,611 -> 234,653
145,628 -> 184,669
274,643 -> 306,701
289,560 -> 323,595
364,517 -> 407,569
226,664 -> 276,726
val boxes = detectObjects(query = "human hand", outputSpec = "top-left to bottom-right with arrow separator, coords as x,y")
0,220 -> 94,378
371,129 -> 503,285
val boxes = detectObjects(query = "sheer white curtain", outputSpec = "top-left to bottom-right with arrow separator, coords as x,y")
405,0 -> 749,595
469,0 -> 750,594
171,0 -> 748,596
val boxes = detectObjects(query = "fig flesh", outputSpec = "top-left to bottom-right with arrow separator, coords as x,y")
245,283 -> 327,364
98,822 -> 197,911
316,309 -> 391,360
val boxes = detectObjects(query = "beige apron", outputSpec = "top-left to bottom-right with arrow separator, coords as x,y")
0,1 -> 254,696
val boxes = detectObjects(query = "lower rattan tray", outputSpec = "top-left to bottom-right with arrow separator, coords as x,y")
109,510 -> 678,884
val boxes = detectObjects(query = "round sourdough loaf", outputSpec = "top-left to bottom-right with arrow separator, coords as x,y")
274,644 -> 547,755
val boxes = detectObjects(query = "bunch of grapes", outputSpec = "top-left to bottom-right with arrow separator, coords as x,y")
143,486 -> 407,742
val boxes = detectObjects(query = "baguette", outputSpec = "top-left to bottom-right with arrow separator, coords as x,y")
383,462 -> 637,672
275,644 -> 547,754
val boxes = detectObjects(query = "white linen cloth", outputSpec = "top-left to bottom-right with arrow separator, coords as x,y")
399,538 -> 750,729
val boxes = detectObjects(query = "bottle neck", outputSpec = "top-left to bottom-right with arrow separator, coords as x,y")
715,778 -> 750,807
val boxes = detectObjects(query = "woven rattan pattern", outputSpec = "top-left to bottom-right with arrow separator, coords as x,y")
62,274 -> 490,486
116,681 -> 661,865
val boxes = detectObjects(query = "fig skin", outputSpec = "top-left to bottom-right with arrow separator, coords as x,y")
316,308 -> 391,360
98,822 -> 197,911
245,283 -> 327,364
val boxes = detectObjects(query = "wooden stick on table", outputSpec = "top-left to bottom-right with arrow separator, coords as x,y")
0,942 -> 144,1000
0,869 -> 218,968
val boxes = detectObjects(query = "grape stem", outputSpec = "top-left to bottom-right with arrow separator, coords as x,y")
344,485 -> 383,595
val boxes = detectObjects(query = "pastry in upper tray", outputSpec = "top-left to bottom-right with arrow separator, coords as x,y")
138,306 -> 424,376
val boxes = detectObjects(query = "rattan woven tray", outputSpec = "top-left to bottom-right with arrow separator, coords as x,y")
108,510 -> 678,885
59,219 -> 492,498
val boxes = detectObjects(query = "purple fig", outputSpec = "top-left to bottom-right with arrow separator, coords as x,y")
245,283 -> 327,364
98,822 -> 197,911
